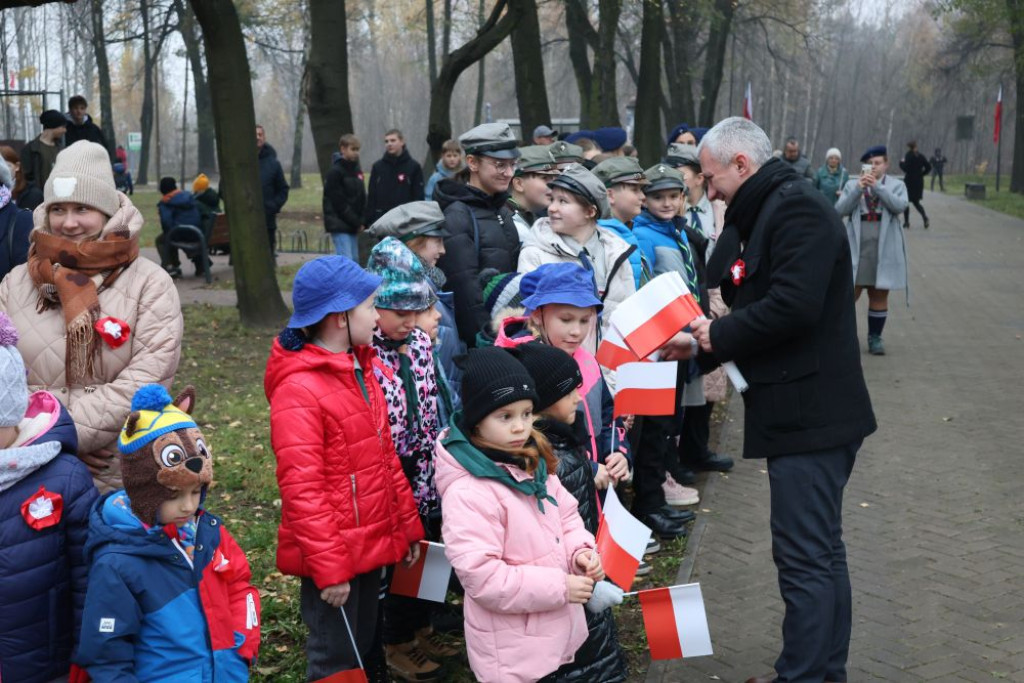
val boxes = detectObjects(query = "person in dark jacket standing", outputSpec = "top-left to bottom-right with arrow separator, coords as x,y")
365,128 -> 425,226
0,157 -> 33,280
899,141 -> 931,229
256,124 -> 290,253
20,110 -> 66,193
667,117 -> 876,683
323,133 -> 366,261
435,122 -> 522,347
64,95 -> 109,149
929,147 -> 947,191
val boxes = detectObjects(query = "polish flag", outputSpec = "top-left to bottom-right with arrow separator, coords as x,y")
995,85 -> 1003,144
743,82 -> 753,120
595,485 -> 652,590
390,540 -> 452,603
610,272 -> 703,360
313,668 -> 368,683
613,361 -> 677,418
639,584 -> 714,659
596,326 -> 639,371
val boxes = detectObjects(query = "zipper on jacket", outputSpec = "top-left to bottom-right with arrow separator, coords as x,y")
351,474 -> 360,526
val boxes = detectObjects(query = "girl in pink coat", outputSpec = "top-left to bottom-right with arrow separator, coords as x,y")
434,348 -> 604,682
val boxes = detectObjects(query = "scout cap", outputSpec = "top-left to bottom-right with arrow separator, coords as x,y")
515,145 -> 559,176
548,163 -> 609,216
642,163 -> 686,194
549,140 -> 584,164
459,122 -> 521,160
368,201 -> 451,241
592,156 -> 649,187
533,124 -> 557,138
664,143 -> 700,170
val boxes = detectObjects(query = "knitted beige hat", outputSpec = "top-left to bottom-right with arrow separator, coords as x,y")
43,141 -> 120,217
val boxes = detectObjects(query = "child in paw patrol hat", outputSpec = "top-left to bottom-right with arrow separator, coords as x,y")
78,382 -> 262,680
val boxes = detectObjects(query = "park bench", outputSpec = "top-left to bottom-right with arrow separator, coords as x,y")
964,183 -> 986,200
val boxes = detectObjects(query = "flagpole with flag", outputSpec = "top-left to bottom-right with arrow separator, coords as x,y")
995,84 -> 1003,193
743,82 -> 753,121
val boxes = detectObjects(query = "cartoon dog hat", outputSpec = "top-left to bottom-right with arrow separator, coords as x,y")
118,384 -> 212,526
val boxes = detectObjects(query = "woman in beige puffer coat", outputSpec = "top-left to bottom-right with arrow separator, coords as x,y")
0,141 -> 182,493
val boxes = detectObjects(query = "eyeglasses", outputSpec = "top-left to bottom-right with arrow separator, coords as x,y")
480,157 -> 518,174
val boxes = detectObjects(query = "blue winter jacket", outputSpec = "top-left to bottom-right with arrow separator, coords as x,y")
0,200 -> 33,280
0,391 -> 95,683
157,190 -> 203,235
632,210 -> 697,280
77,492 -> 260,682
431,284 -> 464,425
425,159 -> 457,201
597,217 -> 651,290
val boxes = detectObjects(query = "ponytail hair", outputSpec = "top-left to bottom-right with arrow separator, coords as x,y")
470,427 -> 559,474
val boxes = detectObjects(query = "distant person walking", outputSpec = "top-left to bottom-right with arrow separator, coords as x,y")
929,147 -> 947,192
366,129 -> 425,226
899,141 -> 931,229
256,124 -> 290,253
813,148 -> 848,205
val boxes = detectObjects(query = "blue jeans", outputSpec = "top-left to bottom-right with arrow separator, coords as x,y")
331,232 -> 359,262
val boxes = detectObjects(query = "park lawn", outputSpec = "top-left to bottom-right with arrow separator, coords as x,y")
939,174 -> 1024,221
176,302 -> 690,682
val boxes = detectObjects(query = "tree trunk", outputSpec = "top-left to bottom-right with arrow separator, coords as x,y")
663,0 -> 696,126
427,0 -> 523,161
188,0 -> 290,327
474,0 -> 487,126
89,0 -> 115,156
137,0 -> 154,185
697,0 -> 734,126
176,0 -> 216,174
426,0 -> 437,86
564,0 -> 596,127
290,91 -> 306,189
443,0 -> 452,55
306,0 -> 355,181
510,0 -> 550,141
1009,0 -> 1024,193
634,0 -> 662,167
593,0 -> 621,126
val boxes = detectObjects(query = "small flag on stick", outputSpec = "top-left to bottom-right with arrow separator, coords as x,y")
639,584 -> 713,659
995,85 -> 1003,144
390,540 -> 452,603
595,486 -> 653,590
613,362 -> 678,418
596,325 -> 640,371
610,272 -> 703,360
743,82 -> 754,120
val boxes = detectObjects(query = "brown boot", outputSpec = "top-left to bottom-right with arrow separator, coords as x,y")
385,641 -> 442,682
414,626 -> 461,659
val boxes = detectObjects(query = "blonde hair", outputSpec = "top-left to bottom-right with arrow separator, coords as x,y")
470,428 -> 558,474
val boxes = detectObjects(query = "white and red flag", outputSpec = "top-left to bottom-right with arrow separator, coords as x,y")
595,485 -> 652,590
995,85 -> 1003,144
610,272 -> 703,360
613,361 -> 678,418
639,584 -> 713,659
596,325 -> 640,371
390,541 -> 451,603
313,669 -> 368,683
743,82 -> 753,120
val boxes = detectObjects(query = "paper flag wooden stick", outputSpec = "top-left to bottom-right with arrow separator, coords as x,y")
390,540 -> 452,603
638,584 -> 713,659
610,272 -> 704,359
595,485 -> 653,590
613,362 -> 678,417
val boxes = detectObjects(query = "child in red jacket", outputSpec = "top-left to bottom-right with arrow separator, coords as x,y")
265,255 -> 424,681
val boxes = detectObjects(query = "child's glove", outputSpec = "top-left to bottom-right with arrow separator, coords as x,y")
69,664 -> 91,683
586,580 -> 624,613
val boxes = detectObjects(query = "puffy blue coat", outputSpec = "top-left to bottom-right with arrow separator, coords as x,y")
157,190 -> 203,234
77,492 -> 260,682
597,217 -> 650,290
431,285 -> 464,424
0,391 -> 95,683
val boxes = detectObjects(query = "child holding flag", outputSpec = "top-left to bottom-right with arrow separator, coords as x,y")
434,348 -> 604,682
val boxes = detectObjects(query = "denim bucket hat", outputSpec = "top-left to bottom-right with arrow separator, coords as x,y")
287,256 -> 382,329
519,262 -> 604,314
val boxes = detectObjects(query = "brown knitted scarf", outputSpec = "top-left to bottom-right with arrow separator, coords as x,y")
27,230 -> 139,382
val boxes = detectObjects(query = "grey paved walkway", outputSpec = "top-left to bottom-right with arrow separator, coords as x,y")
648,190 -> 1024,682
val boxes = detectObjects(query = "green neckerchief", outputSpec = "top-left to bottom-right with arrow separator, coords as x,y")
442,414 -> 558,513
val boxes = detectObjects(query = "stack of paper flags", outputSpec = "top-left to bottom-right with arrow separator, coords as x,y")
639,584 -> 713,659
609,272 -> 704,359
595,486 -> 653,590
390,540 -> 452,603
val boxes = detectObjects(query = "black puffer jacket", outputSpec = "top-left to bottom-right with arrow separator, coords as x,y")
538,417 -> 628,683
323,156 -> 366,234
365,148 -> 425,225
258,143 -> 289,215
435,178 -> 521,347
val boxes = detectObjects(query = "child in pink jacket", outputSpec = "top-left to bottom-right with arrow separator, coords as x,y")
434,348 -> 604,682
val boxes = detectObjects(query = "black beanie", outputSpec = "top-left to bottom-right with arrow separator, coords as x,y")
39,110 -> 66,130
159,177 -> 178,195
460,348 -> 539,432
510,342 -> 582,412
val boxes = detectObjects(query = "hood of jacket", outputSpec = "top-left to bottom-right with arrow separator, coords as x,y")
382,147 -> 413,166
493,317 -> 602,397
433,177 -> 509,212
264,335 -> 382,401
631,209 -> 680,241
258,142 -> 278,161
433,159 -> 458,176
335,156 -> 362,176
0,390 -> 76,492
84,490 -> 190,565
528,216 -> 634,263
33,189 -> 144,239
160,189 -> 195,208
597,216 -> 638,245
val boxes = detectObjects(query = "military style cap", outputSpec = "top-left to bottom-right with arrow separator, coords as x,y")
548,163 -> 609,216
515,145 -> 559,176
368,201 -> 451,241
860,145 -> 887,162
549,140 -> 585,164
664,143 -> 700,169
592,156 -> 649,187
459,122 -> 521,159
642,163 -> 686,194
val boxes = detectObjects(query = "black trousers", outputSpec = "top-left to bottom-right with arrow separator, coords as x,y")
630,415 -> 677,516
300,570 -> 389,682
675,401 -> 714,472
382,513 -> 439,644
767,441 -> 859,683
266,211 -> 278,253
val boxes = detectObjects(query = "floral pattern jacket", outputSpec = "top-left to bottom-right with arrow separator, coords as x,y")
372,327 -> 441,517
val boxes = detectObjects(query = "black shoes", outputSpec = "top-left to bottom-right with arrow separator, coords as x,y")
640,511 -> 689,540
659,505 -> 695,524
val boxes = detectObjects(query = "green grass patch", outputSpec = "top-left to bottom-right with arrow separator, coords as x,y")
940,174 -> 1024,221
203,260 -> 306,292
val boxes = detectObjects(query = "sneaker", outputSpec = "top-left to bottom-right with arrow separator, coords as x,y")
385,641 -> 442,681
414,627 -> 460,659
635,559 -> 653,577
924,219 -> 930,229
867,334 -> 886,356
663,474 -> 700,506
645,538 -> 662,555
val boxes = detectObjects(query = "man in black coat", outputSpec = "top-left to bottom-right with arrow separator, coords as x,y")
256,124 -> 290,253
64,95 -> 109,150
322,134 -> 366,261
666,117 -> 876,683
434,123 -> 521,347
365,128 -> 425,227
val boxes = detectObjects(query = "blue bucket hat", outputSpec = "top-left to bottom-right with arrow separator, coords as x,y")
519,263 -> 604,314
288,256 -> 382,329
